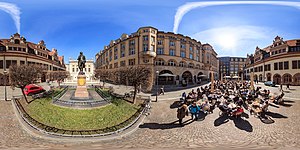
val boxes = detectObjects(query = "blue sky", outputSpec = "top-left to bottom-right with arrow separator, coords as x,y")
0,0 -> 300,63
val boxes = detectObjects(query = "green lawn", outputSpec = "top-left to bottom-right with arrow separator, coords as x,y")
25,93 -> 140,130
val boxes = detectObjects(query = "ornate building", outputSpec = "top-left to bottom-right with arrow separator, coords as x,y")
245,36 -> 300,85
65,58 -> 95,83
0,33 -> 66,85
95,26 -> 218,87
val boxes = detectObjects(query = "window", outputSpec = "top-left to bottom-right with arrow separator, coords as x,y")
284,61 -> 289,70
180,44 -> 186,49
0,60 -> 3,69
292,60 -> 297,69
129,47 -> 135,55
143,44 -> 148,52
169,41 -> 175,46
0,46 -> 6,51
155,59 -> 165,66
114,62 -> 118,68
180,51 -> 186,58
188,63 -> 194,68
168,60 -> 176,66
196,56 -> 199,61
72,68 -> 75,72
189,46 -> 193,51
143,35 -> 148,41
157,48 -> 164,55
189,54 -> 193,59
179,62 -> 185,67
121,50 -> 125,57
88,68 -> 91,72
279,62 -> 283,70
169,49 -> 175,56
143,59 -> 149,63
120,61 -> 126,67
20,61 -> 25,65
274,62 -> 278,70
8,47 -> 12,50
157,40 -> 163,45
129,59 -> 135,66
129,40 -> 135,45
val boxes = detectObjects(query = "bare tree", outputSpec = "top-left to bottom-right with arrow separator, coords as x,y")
47,71 -> 69,87
122,66 -> 152,104
95,69 -> 112,88
9,64 -> 45,103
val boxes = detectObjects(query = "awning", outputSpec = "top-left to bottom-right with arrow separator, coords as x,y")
198,75 -> 207,77
232,76 -> 240,79
159,73 -> 176,77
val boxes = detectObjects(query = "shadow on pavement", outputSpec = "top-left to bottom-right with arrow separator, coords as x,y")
233,118 -> 253,132
260,116 -> 275,124
265,112 -> 288,118
139,119 -> 194,130
214,115 -> 229,126
196,111 -> 207,121
170,101 -> 181,109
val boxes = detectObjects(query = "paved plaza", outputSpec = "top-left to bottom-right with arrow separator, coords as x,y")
0,83 -> 299,150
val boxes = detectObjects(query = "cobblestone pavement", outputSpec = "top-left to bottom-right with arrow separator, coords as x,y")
0,85 -> 299,149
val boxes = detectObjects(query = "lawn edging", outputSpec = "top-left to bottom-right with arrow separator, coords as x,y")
12,95 -> 150,139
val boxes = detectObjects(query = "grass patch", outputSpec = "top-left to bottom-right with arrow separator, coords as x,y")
25,90 -> 140,130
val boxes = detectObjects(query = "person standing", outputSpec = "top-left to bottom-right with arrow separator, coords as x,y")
286,83 -> 290,90
177,104 -> 188,126
280,84 -> 283,92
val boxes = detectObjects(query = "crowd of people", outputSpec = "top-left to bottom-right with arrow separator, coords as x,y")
176,80 -> 285,126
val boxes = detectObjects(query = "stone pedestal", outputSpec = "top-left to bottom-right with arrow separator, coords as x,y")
75,74 -> 89,98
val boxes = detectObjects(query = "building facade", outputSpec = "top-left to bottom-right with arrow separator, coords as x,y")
95,26 -> 218,87
65,58 -> 95,82
245,36 -> 300,85
219,56 -> 246,78
0,33 -> 66,85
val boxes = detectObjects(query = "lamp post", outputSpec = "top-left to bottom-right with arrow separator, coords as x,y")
155,70 -> 159,102
3,70 -> 7,101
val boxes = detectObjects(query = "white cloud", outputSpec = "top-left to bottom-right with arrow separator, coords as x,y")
0,2 -> 21,33
173,1 -> 300,33
192,26 -> 274,56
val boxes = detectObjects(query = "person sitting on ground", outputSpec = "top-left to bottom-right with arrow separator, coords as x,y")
188,101 -> 201,120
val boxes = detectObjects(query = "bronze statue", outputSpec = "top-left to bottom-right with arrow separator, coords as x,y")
77,52 -> 86,74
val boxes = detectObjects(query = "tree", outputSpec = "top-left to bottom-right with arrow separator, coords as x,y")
95,69 -> 112,88
9,64 -> 45,103
123,66 -> 152,104
47,71 -> 69,87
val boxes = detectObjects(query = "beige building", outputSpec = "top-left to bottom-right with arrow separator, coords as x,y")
245,36 -> 300,85
219,57 -> 246,78
0,33 -> 66,85
95,26 -> 218,87
65,58 -> 95,83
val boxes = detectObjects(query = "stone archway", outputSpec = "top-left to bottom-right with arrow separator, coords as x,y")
293,73 -> 300,85
158,70 -> 175,85
282,73 -> 292,85
273,74 -> 281,85
182,71 -> 193,84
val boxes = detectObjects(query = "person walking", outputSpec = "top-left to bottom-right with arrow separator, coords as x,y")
286,83 -> 290,90
177,104 -> 188,126
160,86 -> 165,95
280,84 -> 283,92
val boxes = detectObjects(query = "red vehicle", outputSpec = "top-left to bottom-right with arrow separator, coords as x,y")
23,84 -> 45,96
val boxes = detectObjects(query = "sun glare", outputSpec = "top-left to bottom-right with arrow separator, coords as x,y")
216,34 -> 236,50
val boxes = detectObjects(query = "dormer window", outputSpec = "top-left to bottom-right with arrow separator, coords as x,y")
14,39 -> 20,44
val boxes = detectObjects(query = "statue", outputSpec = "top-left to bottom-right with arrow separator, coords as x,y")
77,52 -> 86,74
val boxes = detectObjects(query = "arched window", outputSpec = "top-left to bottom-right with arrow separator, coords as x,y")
168,60 -> 176,66
188,63 -> 194,68
179,61 -> 186,67
155,59 -> 165,66
14,39 -> 20,44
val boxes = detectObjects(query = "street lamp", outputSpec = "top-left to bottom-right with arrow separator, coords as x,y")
155,70 -> 159,102
3,70 -> 7,101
